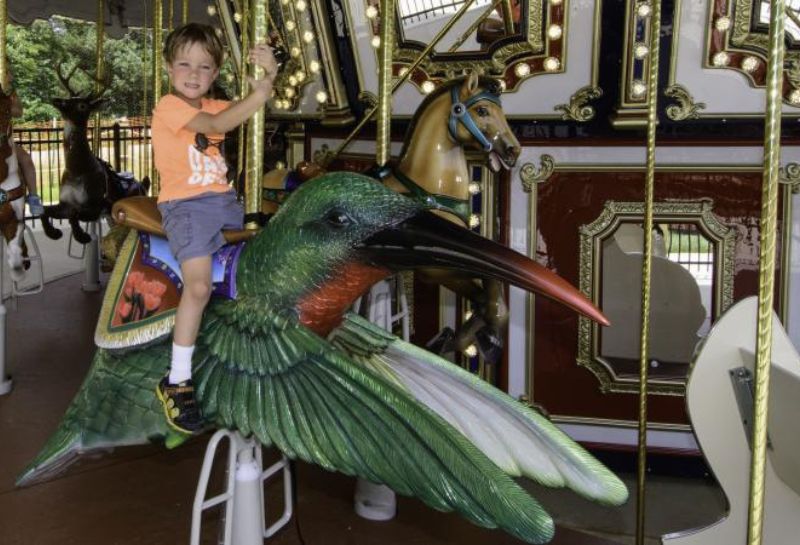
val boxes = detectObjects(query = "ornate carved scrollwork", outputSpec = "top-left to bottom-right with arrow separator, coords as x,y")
519,155 -> 555,192
554,86 -> 603,122
664,84 -> 706,121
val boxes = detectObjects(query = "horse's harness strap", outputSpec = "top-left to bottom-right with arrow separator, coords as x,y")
387,168 -> 472,225
448,86 -> 501,153
0,185 -> 25,205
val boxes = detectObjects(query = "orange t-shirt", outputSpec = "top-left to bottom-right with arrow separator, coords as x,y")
152,94 -> 231,203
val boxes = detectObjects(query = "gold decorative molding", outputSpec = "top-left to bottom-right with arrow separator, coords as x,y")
577,199 -> 735,395
706,0 -> 800,106
780,162 -> 800,192
519,155 -> 556,192
664,83 -> 706,120
555,86 -> 604,122
385,0 -> 564,92
358,90 -> 378,109
611,0 -> 657,128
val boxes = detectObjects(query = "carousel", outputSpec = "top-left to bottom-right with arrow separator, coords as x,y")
0,0 -> 798,544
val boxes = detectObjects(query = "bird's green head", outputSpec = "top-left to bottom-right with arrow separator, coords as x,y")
236,172 -> 422,332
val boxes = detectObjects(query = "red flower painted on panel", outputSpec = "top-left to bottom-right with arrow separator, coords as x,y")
117,271 -> 167,323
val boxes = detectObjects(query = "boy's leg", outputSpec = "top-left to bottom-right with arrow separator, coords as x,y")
157,255 -> 213,434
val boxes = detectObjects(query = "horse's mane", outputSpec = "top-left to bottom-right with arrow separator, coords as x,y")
399,76 -> 503,159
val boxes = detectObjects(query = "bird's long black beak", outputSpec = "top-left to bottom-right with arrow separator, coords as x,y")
361,210 -> 609,326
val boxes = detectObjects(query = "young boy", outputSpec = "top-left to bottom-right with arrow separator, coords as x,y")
152,23 -> 278,434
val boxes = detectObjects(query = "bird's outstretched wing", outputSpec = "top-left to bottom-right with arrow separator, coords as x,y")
196,299 -> 556,544
330,313 -> 628,507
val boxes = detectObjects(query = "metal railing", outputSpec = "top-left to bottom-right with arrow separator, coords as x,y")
13,121 -> 152,207
399,0 -> 491,25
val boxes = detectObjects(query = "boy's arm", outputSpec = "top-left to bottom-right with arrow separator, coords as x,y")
15,145 -> 38,196
185,44 -> 278,135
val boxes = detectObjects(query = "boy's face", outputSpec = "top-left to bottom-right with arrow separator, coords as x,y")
167,42 -> 219,107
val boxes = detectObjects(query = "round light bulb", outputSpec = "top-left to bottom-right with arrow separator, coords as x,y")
464,310 -> 474,321
309,60 -> 321,73
303,31 -> 314,43
464,344 -> 478,357
468,182 -> 481,195
206,5 -> 217,16
296,71 -> 306,82
741,56 -> 759,73
421,80 -> 436,94
550,0 -> 562,5
286,20 -> 296,31
288,75 -> 298,86
498,79 -> 507,91
712,51 -> 730,67
634,43 -> 649,59
547,24 -> 562,40
290,47 -> 301,58
631,80 -> 647,97
316,90 -> 328,103
637,2 -> 652,17
285,87 -> 296,98
295,0 -> 307,11
371,36 -> 381,48
715,16 -> 731,31
469,214 -> 481,228
398,66 -> 409,77
366,5 -> 378,19
275,161 -> 286,170
233,12 -> 242,23
544,57 -> 560,72
514,63 -> 531,77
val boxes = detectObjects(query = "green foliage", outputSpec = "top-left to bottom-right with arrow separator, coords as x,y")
9,16 -> 241,124
8,16 -> 151,123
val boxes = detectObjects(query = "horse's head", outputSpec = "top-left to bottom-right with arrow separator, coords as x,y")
448,72 -> 520,172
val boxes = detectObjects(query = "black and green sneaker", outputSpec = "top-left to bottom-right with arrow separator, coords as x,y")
156,376 -> 204,434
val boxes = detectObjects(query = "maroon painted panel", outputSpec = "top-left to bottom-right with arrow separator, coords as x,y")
533,171 -> 782,425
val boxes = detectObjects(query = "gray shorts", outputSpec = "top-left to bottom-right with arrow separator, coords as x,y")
158,191 -> 243,263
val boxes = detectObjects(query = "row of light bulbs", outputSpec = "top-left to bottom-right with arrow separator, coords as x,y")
712,15 -> 800,105
208,1 -> 329,108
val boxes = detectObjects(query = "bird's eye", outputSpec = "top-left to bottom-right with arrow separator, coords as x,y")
324,209 -> 352,228
476,106 -> 489,117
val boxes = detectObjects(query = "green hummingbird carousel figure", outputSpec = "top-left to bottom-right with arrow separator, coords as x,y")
18,172 -> 627,544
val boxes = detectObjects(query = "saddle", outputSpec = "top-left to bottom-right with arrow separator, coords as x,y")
111,196 -> 256,243
96,197 -> 258,350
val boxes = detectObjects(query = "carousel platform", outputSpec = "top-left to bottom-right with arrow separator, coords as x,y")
0,268 -> 725,545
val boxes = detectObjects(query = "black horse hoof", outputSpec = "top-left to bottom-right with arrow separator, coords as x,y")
73,231 -> 92,245
42,227 -> 63,240
475,326 -> 503,364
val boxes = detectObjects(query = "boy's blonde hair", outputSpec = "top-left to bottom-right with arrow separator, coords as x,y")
163,23 -> 224,68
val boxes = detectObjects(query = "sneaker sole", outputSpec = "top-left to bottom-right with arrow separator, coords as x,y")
155,382 -> 195,436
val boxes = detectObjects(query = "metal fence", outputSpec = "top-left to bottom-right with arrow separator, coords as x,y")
13,122 -> 151,206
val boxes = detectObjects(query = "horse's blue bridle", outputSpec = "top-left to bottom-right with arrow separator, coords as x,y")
447,85 -> 502,152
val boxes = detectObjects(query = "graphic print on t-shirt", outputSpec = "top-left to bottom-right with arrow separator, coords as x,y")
187,145 -> 228,187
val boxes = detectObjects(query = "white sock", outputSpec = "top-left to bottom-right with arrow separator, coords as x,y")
169,343 -> 195,384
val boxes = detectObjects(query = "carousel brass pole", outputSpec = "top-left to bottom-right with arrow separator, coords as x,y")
635,0 -> 663,542
500,0 -> 514,35
244,0 -> 267,230
151,0 -> 164,195
237,2 -> 250,181
92,0 -> 105,153
331,0 -> 477,162
167,0 -> 174,32
182,0 -> 189,24
376,0 -> 395,166
0,0 -> 6,93
748,0 -> 785,543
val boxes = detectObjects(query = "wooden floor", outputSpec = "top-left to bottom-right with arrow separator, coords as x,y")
0,274 -> 721,545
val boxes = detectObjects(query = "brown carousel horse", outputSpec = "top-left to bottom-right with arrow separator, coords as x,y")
263,72 -> 520,361
0,86 -> 31,281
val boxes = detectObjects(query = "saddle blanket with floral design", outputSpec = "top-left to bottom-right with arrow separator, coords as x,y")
95,230 -> 245,350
